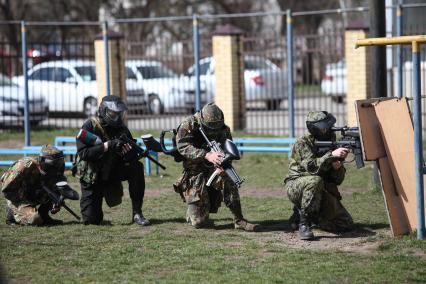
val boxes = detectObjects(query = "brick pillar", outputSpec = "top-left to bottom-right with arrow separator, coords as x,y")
212,25 -> 245,131
345,28 -> 371,126
94,31 -> 126,104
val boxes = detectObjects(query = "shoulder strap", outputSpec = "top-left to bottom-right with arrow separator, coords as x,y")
91,117 -> 110,140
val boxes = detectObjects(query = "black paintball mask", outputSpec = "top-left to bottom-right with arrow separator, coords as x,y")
306,111 -> 336,141
39,145 -> 65,179
99,95 -> 128,128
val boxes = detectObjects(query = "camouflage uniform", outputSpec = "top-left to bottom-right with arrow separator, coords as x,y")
284,113 -> 353,232
174,104 -> 254,230
1,146 -> 66,225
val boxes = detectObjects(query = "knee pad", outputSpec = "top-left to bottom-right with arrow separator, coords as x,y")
186,203 -> 209,228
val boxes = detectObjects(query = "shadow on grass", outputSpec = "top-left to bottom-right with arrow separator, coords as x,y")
213,219 -> 293,232
312,223 -> 390,240
143,217 -> 187,225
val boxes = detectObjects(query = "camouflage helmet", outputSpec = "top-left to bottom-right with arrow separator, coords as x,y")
306,111 -> 336,137
39,145 -> 65,176
200,103 -> 224,130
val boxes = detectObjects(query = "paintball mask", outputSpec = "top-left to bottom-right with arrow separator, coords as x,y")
99,95 -> 128,127
306,111 -> 336,140
39,145 -> 65,178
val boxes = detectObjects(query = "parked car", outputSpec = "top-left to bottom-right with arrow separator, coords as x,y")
0,73 -> 48,126
320,59 -> 346,103
184,55 -> 288,110
126,60 -> 198,114
13,60 -> 147,117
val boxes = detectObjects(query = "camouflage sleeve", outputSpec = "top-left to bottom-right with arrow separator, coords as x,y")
293,139 -> 334,175
176,119 -> 207,162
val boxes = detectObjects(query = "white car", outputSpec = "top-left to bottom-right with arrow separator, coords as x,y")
0,74 -> 48,126
184,55 -> 288,110
320,59 -> 346,103
126,60 -> 197,114
14,60 -> 146,117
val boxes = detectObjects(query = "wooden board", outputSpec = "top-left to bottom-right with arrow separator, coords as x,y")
378,157 -> 410,236
374,98 -> 426,232
355,98 -> 392,161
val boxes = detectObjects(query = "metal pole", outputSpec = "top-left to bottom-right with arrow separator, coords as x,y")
286,9 -> 295,137
102,21 -> 111,97
193,14 -> 201,111
412,41 -> 425,240
396,4 -> 403,98
21,21 -> 30,146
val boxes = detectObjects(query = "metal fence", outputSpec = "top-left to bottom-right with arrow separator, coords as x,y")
0,4 -> 426,143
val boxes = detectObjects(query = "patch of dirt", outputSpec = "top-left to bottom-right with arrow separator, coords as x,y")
412,250 -> 426,261
0,139 -> 24,148
275,227 -> 390,254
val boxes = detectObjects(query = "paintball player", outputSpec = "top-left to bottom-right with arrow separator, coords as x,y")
173,103 -> 258,231
1,145 -> 68,225
284,111 -> 354,240
74,95 -> 149,226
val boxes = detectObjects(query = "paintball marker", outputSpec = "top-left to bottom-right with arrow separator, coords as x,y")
198,126 -> 244,188
76,129 -> 166,170
141,131 -> 184,162
118,134 -> 166,170
314,127 -> 364,169
42,181 -> 81,220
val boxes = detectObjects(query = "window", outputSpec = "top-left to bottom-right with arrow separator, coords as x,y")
75,66 -> 96,81
53,67 -> 74,82
126,67 -> 137,80
136,65 -> 176,79
186,61 -> 210,77
244,59 -> 272,71
29,67 -> 54,81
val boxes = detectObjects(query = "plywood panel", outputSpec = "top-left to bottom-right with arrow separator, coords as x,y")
378,157 -> 410,236
355,98 -> 392,161
374,98 -> 426,232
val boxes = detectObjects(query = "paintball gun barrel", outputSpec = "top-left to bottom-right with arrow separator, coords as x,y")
314,126 -> 364,169
43,181 -> 81,220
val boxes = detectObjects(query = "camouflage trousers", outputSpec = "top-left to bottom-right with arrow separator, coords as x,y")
175,169 -> 243,227
285,175 -> 353,231
7,200 -> 43,225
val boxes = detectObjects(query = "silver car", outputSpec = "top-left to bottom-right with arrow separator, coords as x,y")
184,55 -> 288,110
0,74 -> 48,126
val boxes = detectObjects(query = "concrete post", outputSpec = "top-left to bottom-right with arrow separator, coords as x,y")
345,28 -> 371,126
212,24 -> 245,131
94,30 -> 126,104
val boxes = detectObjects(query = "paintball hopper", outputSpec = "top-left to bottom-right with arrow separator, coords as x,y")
55,181 -> 79,201
222,139 -> 241,164
77,129 -> 102,145
141,134 -> 163,153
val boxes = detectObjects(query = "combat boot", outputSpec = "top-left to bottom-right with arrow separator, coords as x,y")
5,207 -> 16,225
234,219 -> 259,232
42,215 -> 64,226
289,206 -> 300,231
298,214 -> 314,240
133,213 -> 150,226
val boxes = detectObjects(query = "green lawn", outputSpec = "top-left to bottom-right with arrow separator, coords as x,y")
1,129 -> 426,283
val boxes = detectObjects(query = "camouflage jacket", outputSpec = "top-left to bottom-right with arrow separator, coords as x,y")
176,112 -> 232,172
284,134 -> 345,184
75,116 -> 132,184
1,157 -> 65,205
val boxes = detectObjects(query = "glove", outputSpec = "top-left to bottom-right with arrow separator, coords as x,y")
108,139 -> 123,154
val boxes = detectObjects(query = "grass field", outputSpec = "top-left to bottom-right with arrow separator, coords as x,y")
1,129 -> 426,283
